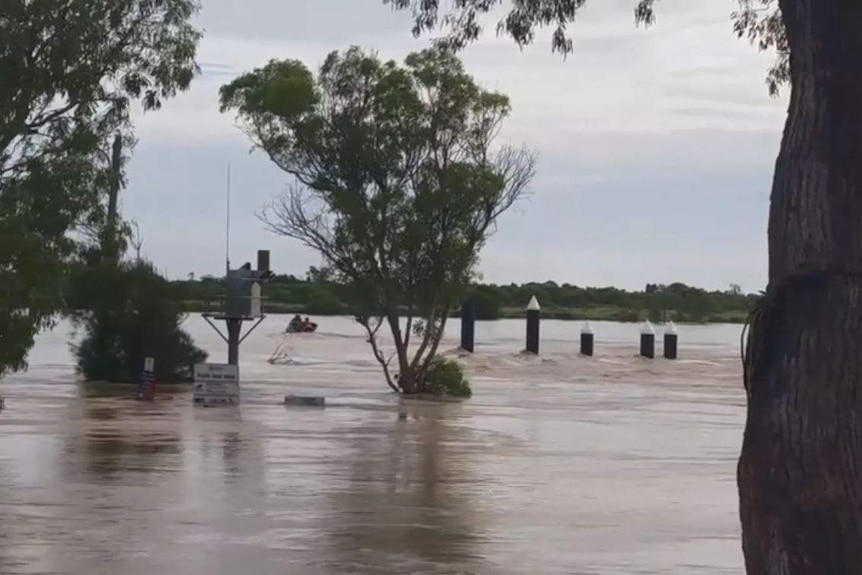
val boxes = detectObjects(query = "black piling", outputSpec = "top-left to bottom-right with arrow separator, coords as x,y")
639,321 -> 655,359
257,249 -> 270,272
580,321 -> 594,357
227,318 -> 242,366
460,299 -> 476,353
525,296 -> 540,354
663,321 -> 678,360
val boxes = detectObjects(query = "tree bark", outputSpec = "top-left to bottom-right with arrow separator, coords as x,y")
739,1 -> 862,573
103,134 -> 122,263
387,311 -> 415,393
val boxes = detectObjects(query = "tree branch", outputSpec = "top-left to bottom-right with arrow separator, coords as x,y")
357,315 -> 400,392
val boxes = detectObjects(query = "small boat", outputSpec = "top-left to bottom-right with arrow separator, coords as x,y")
286,323 -> 317,333
285,317 -> 318,334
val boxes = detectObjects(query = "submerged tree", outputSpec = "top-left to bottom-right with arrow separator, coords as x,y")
220,46 -> 535,393
0,0 -> 201,379
383,0 -> 862,573
64,135 -> 207,385
68,259 -> 207,383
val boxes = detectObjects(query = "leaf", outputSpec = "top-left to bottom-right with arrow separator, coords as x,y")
383,0 -> 788,95
0,0 -> 201,377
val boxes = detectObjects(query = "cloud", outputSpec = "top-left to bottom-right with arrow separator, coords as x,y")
121,0 -> 787,292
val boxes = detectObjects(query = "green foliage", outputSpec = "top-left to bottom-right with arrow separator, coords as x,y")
383,0 -> 787,95
0,153 -> 102,377
425,356 -> 472,398
68,260 -> 207,383
173,272 -> 758,323
0,0 -> 201,378
469,287 -> 502,320
304,288 -> 344,315
220,46 -> 535,392
732,1 -> 787,96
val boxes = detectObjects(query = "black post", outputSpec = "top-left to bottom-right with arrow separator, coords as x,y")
525,296 -> 540,354
257,249 -> 270,272
580,321 -> 594,357
663,321 -> 678,360
460,299 -> 476,353
227,318 -> 242,366
640,321 -> 655,359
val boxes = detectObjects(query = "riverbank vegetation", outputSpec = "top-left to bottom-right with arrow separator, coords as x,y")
173,272 -> 758,324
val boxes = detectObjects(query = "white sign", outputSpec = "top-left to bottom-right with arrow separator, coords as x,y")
193,381 -> 240,396
193,363 -> 240,407
143,357 -> 155,372
194,363 -> 239,382
193,395 -> 239,407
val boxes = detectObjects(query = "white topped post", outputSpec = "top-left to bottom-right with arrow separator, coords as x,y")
640,320 -> 655,359
663,320 -> 678,359
525,296 -> 540,354
580,321 -> 594,356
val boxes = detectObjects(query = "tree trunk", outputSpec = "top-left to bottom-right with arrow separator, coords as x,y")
387,312 -> 415,393
738,1 -> 862,573
103,134 -> 122,263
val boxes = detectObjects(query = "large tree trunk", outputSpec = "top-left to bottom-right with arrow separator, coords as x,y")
738,1 -> 862,573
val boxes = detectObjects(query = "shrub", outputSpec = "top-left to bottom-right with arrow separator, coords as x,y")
425,356 -> 473,398
68,260 -> 207,383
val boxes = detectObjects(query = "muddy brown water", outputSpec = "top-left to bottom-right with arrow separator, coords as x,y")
0,317 -> 745,574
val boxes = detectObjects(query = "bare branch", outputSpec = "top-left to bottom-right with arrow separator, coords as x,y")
357,314 -> 400,392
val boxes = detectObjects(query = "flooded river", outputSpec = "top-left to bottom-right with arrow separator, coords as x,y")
0,316 -> 745,574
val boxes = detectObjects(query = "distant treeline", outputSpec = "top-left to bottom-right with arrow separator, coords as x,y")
173,271 -> 759,324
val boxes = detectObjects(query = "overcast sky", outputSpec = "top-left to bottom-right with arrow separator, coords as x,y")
123,0 -> 787,293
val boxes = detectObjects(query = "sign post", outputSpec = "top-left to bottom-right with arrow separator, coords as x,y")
201,249 -> 274,367
137,356 -> 156,401
193,363 -> 240,407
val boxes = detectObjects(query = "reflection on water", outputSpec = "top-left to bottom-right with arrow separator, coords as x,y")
326,408 -> 486,573
0,316 -> 746,574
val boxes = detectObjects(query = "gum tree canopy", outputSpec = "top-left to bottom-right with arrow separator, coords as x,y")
384,0 -> 861,573
0,0 -> 200,379
220,46 -> 535,394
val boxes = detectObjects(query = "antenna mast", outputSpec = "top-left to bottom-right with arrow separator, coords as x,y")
225,162 -> 231,275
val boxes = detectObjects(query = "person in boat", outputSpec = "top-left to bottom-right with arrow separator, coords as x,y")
302,317 -> 318,332
286,314 -> 303,333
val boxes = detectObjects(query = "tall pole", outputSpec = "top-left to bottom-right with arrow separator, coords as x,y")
225,162 -> 231,276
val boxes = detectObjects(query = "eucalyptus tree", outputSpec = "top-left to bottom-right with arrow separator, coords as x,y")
221,46 -> 534,393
